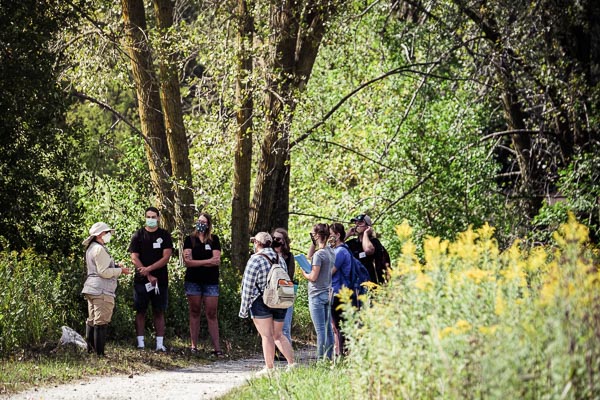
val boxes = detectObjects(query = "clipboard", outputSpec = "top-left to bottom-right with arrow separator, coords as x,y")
294,254 -> 312,274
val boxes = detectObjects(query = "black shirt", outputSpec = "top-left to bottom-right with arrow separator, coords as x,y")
128,227 -> 173,285
345,236 -> 386,284
183,234 -> 222,285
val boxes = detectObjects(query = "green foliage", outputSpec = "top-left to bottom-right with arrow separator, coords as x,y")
340,216 -> 600,399
533,144 -> 600,243
0,0 -> 86,253
0,250 -> 85,355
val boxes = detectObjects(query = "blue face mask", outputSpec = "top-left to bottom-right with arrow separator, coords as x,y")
146,218 -> 158,228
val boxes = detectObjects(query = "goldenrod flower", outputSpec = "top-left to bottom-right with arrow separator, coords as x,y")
395,220 -> 413,241
478,325 -> 498,335
495,288 -> 506,316
414,272 -> 434,291
423,235 -> 449,270
464,268 -> 493,284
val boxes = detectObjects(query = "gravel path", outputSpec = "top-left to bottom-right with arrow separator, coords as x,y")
4,347 -> 315,400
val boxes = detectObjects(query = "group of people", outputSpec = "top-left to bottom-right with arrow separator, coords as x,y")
82,207 -> 389,371
239,214 -> 389,374
82,207 -> 223,357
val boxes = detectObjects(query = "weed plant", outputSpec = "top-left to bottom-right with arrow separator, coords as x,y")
339,213 -> 599,399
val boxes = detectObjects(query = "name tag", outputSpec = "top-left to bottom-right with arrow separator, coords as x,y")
153,242 -> 161,249
359,252 -> 367,259
205,244 -> 211,250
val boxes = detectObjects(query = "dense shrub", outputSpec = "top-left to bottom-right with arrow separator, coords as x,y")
0,245 -> 314,357
0,250 -> 85,355
342,214 -> 600,399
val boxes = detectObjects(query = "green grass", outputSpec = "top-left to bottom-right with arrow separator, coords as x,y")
221,361 -> 354,400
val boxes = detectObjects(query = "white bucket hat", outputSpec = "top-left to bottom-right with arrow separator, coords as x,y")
82,222 -> 115,246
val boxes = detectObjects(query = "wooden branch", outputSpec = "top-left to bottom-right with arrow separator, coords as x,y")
289,61 -> 439,149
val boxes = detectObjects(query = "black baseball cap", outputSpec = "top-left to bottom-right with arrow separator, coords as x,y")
350,214 -> 372,225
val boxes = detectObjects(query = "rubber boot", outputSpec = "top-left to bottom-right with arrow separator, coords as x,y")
85,323 -> 95,353
94,325 -> 108,356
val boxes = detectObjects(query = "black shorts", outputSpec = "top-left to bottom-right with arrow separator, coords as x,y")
133,283 -> 168,312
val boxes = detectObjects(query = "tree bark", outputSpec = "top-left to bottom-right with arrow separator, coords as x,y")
249,0 -> 338,234
231,0 -> 255,273
153,0 -> 196,243
121,0 -> 176,231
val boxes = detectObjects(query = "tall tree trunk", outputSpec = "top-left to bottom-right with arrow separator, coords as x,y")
121,0 -> 175,231
231,0 -> 255,273
249,0 -> 338,233
153,0 -> 195,244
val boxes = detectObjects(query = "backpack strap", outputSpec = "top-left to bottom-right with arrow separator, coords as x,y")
258,253 -> 278,265
254,253 -> 279,294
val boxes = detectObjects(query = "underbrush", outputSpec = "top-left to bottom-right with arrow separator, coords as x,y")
340,213 -> 600,399
227,214 -> 599,400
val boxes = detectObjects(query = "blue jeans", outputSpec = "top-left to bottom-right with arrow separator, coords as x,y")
283,306 -> 293,344
308,291 -> 333,359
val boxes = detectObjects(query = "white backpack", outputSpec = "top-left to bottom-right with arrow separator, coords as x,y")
259,254 -> 295,309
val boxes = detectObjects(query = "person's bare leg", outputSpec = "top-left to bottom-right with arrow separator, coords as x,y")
154,311 -> 165,336
252,317 -> 275,369
204,296 -> 221,352
187,295 -> 202,349
135,312 -> 146,336
273,320 -> 294,364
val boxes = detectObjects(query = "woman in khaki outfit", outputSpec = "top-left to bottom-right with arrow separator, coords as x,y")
82,222 -> 130,356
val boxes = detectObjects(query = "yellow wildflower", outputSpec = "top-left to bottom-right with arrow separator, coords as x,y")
552,212 -> 589,247
401,241 -> 418,258
438,326 -> 455,340
423,235 -> 449,270
395,220 -> 413,241
414,272 -> 434,291
478,325 -> 499,335
454,319 -> 472,333
525,246 -> 548,274
476,222 -> 496,241
495,288 -> 506,316
463,268 -> 493,284
439,320 -> 472,339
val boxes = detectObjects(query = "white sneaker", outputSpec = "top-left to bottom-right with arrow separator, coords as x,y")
254,367 -> 274,378
155,345 -> 167,352
286,363 -> 297,372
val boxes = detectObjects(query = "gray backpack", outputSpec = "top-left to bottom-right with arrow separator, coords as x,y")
258,254 -> 295,309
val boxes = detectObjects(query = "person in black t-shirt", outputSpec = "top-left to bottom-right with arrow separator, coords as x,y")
128,207 -> 173,351
183,212 -> 223,357
345,213 -> 389,284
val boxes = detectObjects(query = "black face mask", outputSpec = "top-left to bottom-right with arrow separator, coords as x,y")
195,222 -> 208,233
273,238 -> 283,248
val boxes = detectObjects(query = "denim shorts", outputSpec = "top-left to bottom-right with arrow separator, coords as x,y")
250,296 -> 287,322
184,282 -> 220,297
133,283 -> 168,312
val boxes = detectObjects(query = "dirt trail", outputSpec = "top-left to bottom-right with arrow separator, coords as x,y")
4,347 -> 315,400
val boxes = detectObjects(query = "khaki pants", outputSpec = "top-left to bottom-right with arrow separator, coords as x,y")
85,294 -> 115,326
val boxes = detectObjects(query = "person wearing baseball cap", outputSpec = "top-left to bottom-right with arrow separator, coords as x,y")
81,222 -> 131,356
346,213 -> 388,284
239,232 -> 295,375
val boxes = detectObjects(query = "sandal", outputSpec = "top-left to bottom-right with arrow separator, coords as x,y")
212,350 -> 225,358
190,347 -> 199,354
